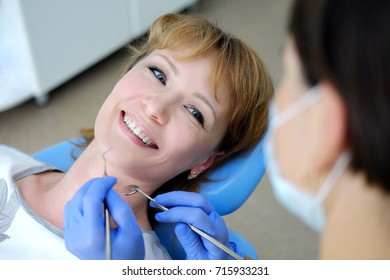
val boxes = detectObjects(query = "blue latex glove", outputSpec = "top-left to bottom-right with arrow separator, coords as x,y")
153,191 -> 237,260
64,176 -> 145,259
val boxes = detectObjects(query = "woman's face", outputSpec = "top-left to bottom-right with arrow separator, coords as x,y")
94,48 -> 230,186
274,38 -> 327,193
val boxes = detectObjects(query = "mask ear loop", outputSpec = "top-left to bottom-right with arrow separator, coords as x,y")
315,152 -> 351,202
275,85 -> 322,127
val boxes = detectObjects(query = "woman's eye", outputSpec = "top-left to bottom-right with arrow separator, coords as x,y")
148,66 -> 166,85
184,105 -> 204,127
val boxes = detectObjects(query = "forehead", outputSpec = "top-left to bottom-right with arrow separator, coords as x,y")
152,48 -> 231,94
149,47 -> 214,68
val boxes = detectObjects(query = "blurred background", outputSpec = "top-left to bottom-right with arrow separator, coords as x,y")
0,0 -> 318,259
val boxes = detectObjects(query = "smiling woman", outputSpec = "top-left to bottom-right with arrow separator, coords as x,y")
96,13 -> 274,195
0,13 -> 273,260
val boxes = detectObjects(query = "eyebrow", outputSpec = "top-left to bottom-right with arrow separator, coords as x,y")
194,92 -> 217,124
155,53 -> 179,76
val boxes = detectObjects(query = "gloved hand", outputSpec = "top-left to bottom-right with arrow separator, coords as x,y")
64,176 -> 145,260
153,191 -> 238,260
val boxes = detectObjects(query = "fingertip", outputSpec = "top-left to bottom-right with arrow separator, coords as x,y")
106,189 -> 128,211
152,193 -> 164,203
106,190 -> 137,227
149,200 -> 159,209
154,211 -> 171,223
154,212 -> 163,222
153,192 -> 176,202
104,176 -> 117,186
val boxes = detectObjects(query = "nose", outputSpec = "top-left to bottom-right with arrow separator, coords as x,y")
142,95 -> 173,125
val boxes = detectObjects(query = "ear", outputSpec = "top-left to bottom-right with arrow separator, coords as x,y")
190,151 -> 225,176
315,81 -> 348,171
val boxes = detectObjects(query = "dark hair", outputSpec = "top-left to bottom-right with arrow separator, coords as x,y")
289,0 -> 390,191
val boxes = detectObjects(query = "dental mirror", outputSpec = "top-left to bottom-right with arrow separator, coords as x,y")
119,185 -> 139,196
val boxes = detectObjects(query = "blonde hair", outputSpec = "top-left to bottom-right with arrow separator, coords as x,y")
83,13 -> 273,212
127,13 -> 273,162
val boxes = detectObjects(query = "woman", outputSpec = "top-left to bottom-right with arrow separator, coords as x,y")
154,0 -> 390,259
0,13 -> 273,259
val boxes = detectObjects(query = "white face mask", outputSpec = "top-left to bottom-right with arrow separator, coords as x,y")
265,86 -> 350,232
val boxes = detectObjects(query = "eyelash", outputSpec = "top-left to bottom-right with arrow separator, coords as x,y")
148,66 -> 166,86
184,105 -> 205,127
148,65 -> 205,128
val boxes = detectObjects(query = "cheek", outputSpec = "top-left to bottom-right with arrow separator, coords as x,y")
275,116 -> 307,183
110,68 -> 149,100
95,71 -> 145,125
274,77 -> 315,185
274,106 -> 324,193
108,72 -> 139,99
273,90 -> 308,185
167,132 -> 216,169
171,136 -> 206,161
94,97 -> 113,137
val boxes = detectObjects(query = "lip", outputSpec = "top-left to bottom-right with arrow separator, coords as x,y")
119,111 -> 158,150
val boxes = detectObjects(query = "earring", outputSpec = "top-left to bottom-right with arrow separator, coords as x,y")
187,171 -> 197,180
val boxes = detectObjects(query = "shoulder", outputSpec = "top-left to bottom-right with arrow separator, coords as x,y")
0,145 -> 39,166
0,145 -> 55,183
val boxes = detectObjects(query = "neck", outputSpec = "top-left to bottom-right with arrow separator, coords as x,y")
47,140 -> 156,230
321,170 -> 390,259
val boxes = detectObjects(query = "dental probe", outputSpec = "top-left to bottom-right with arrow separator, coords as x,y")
102,150 -> 112,260
121,186 -> 244,260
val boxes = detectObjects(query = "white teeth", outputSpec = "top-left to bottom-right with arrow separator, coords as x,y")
129,122 -> 136,130
133,127 -> 141,136
123,115 -> 155,147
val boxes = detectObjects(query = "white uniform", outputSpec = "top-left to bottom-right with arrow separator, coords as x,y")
0,145 -> 171,260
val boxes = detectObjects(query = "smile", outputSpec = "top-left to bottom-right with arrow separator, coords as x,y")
123,114 -> 158,149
